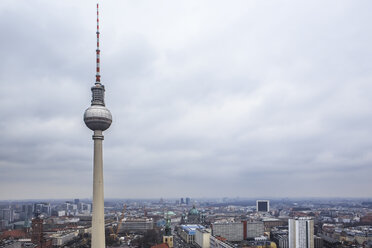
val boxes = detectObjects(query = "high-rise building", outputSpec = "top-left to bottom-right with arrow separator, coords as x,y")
41,204 -> 51,216
256,200 -> 270,212
22,204 -> 34,220
34,203 -> 51,216
0,220 -> 8,230
288,217 -> 314,248
78,202 -> 92,214
83,4 -> 112,248
186,197 -> 191,205
0,208 -> 14,223
181,198 -> 184,205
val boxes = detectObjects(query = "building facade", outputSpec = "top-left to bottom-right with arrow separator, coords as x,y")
195,228 -> 211,248
0,209 -> 14,223
244,241 -> 277,248
246,221 -> 265,239
178,225 -> 205,244
50,231 -> 79,247
211,222 -> 244,242
272,231 -> 288,248
256,200 -> 270,212
120,218 -> 154,232
288,217 -> 314,248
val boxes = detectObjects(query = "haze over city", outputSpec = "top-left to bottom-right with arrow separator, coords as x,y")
1,0 -> 372,200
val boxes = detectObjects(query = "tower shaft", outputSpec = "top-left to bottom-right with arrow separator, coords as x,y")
92,130 -> 105,248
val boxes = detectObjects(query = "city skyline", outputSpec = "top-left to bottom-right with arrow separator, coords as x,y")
1,0 -> 372,200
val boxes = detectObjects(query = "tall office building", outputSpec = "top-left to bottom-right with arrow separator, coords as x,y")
0,208 -> 14,223
186,197 -> 191,205
256,200 -> 270,212
22,204 -> 34,219
83,4 -> 112,248
41,204 -> 51,216
288,217 -> 314,248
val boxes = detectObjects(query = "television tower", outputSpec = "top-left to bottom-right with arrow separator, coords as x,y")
84,3 -> 112,248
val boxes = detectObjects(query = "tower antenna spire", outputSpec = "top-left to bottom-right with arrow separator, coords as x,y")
96,3 -> 101,84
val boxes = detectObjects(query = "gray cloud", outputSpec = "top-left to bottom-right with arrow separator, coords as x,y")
0,0 -> 372,200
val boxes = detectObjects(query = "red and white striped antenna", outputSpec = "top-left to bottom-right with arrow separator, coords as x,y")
95,3 -> 101,84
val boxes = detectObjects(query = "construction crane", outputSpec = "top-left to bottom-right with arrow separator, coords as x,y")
109,204 -> 127,241
116,204 -> 127,237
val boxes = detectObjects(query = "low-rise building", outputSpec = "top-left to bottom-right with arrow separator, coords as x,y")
50,230 -> 79,247
210,236 -> 234,248
271,232 -> 288,248
212,222 -> 244,241
120,218 -> 154,232
0,241 -> 22,248
314,236 -> 323,248
246,221 -> 264,239
178,225 -> 205,244
262,218 -> 287,231
354,232 -> 372,245
244,240 -> 277,248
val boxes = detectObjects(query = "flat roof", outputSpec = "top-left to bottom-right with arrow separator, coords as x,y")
180,224 -> 205,235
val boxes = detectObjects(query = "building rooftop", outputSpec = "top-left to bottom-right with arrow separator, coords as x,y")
1,230 -> 27,239
180,224 -> 205,235
151,243 -> 169,248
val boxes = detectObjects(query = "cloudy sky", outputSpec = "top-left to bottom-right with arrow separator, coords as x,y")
1,0 -> 372,200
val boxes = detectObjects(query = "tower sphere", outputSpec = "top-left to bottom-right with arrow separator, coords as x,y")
84,105 -> 112,131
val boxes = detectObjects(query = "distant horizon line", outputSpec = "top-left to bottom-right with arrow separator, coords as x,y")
0,196 -> 371,202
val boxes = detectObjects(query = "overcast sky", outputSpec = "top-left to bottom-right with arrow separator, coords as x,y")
0,0 -> 372,200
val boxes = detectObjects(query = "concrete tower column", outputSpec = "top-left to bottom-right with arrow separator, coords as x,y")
92,130 -> 105,248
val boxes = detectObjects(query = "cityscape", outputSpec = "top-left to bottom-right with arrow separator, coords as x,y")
1,1 -> 372,248
0,198 -> 372,247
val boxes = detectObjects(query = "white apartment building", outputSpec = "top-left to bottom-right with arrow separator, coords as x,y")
288,217 -> 314,248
